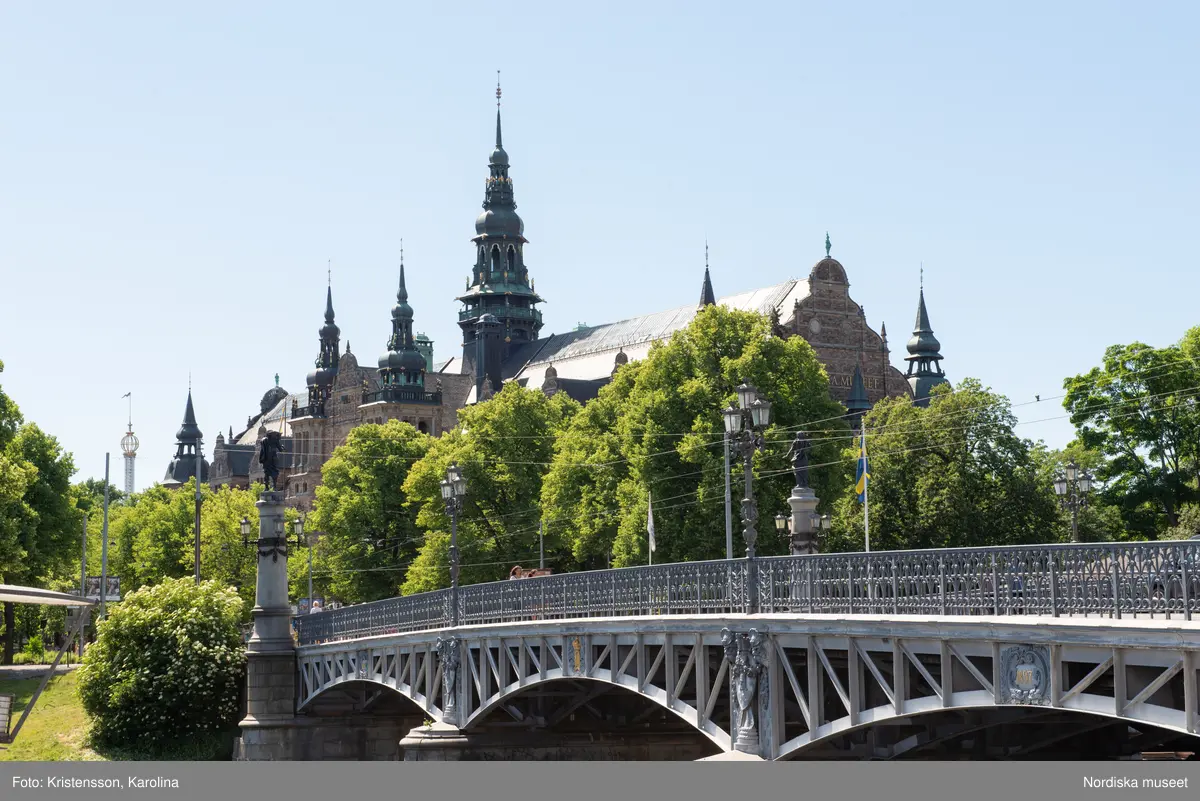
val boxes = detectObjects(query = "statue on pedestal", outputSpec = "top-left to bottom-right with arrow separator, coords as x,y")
259,430 -> 286,492
784,431 -> 812,490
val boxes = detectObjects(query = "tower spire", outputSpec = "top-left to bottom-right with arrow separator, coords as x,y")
495,70 -> 503,148
699,241 -> 716,308
164,388 -> 206,487
379,244 -> 425,390
457,77 -> 542,374
905,271 -> 948,407
306,265 -> 341,415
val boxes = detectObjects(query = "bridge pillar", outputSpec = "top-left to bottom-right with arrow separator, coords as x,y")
399,722 -> 472,761
237,491 -> 299,761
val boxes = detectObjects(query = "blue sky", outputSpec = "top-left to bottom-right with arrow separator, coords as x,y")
1,2 -> 1197,487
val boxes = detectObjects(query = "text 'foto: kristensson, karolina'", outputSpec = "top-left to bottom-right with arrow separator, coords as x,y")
1084,776 -> 1189,789
12,776 -> 181,790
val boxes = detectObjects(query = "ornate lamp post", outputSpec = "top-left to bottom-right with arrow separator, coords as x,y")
722,383 -> 772,613
440,462 -> 468,627
775,512 -> 830,544
1053,460 -> 1093,543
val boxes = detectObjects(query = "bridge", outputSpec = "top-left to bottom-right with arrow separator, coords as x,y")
268,540 -> 1200,761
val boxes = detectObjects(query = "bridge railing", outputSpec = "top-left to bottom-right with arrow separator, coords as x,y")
295,540 -> 1200,646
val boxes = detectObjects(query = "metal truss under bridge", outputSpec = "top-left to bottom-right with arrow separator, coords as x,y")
294,541 -> 1200,759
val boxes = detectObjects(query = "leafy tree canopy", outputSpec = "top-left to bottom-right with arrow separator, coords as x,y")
401,384 -> 579,594
1063,335 -> 1200,537
542,305 -> 850,568
301,421 -> 431,604
827,379 -> 1062,551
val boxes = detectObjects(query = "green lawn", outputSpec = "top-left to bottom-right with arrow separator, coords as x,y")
0,671 -> 104,761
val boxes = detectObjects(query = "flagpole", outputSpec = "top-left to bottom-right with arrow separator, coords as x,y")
647,491 -> 654,566
863,428 -> 870,553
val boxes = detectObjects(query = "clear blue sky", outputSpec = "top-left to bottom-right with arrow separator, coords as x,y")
2,2 -> 1197,488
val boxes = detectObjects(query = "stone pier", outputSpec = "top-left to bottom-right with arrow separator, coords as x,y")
237,491 -> 299,760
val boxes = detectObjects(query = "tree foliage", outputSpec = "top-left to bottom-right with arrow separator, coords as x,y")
77,578 -> 245,754
826,379 -> 1062,551
400,384 -> 580,593
542,305 -> 850,568
300,421 -> 430,604
1063,334 -> 1200,538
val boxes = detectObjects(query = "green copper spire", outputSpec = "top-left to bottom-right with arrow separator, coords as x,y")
457,78 -> 544,373
699,242 -> 716,307
904,274 -> 948,407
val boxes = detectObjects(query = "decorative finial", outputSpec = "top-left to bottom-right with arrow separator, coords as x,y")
188,371 -> 191,390
825,232 -> 831,258
705,239 -> 709,270
346,340 -> 351,354
400,238 -> 404,266
327,259 -> 331,286
275,373 -> 280,387
496,70 -> 502,108
920,262 -> 924,291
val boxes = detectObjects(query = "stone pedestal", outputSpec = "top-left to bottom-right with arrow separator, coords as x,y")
697,750 -> 766,761
238,491 -> 299,760
399,722 -> 472,761
788,486 -> 820,555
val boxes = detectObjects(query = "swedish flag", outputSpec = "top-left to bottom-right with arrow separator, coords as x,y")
855,429 -> 869,503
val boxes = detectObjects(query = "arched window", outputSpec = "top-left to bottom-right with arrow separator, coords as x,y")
491,245 -> 501,273
506,246 -> 516,273
418,420 -> 428,434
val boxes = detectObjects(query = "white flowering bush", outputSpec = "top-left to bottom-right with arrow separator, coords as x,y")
78,578 -> 246,754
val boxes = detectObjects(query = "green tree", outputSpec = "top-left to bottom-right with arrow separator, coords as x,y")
77,578 -> 245,756
827,379 -> 1061,551
2,424 -> 78,663
200,484 -> 262,617
1063,337 -> 1200,538
302,421 -> 431,604
401,384 -> 580,593
542,305 -> 850,568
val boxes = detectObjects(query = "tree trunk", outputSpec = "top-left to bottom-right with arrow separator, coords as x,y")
2,602 -> 14,665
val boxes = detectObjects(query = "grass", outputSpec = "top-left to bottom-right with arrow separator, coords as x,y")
0,671 -> 103,761
0,670 -> 237,761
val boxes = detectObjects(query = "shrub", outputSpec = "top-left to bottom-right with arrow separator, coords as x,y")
77,578 -> 246,755
22,636 -> 46,663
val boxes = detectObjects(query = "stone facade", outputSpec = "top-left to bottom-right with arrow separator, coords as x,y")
782,256 -> 912,407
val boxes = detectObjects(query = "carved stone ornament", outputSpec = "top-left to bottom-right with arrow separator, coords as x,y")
357,650 -> 369,680
436,637 -> 460,720
722,627 -> 766,752
999,644 -> 1051,705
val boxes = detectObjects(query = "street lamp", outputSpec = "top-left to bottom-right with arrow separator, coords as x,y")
1053,459 -> 1094,543
441,462 -> 468,626
775,512 -> 830,542
723,382 -> 773,613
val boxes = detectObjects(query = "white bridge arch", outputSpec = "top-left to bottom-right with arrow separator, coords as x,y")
298,614 -> 1200,759
294,542 -> 1200,759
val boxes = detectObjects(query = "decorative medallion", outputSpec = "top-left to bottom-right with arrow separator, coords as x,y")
808,318 -> 822,335
999,644 -> 1050,705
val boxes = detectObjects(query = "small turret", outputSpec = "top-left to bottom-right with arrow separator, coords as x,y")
379,252 -> 427,388
904,278 -> 949,406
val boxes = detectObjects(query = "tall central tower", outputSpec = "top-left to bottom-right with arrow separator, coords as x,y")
457,78 -> 544,376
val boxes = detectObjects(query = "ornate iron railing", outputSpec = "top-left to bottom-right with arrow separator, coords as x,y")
294,541 -> 1200,646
